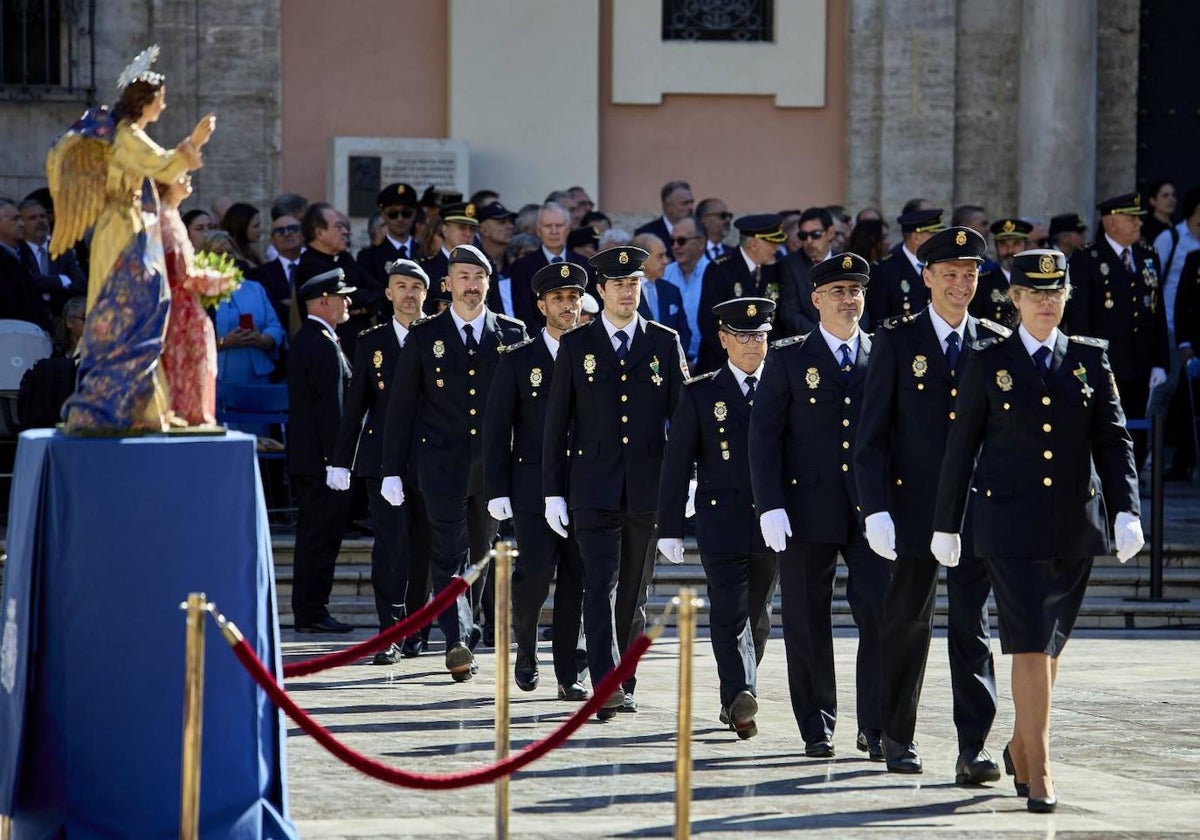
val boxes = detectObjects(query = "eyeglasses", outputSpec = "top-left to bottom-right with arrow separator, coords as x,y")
669,236 -> 702,246
704,211 -> 733,220
1022,289 -> 1068,303
798,230 -> 827,241
271,224 -> 301,236
816,286 -> 865,301
725,331 -> 768,344
384,207 -> 416,220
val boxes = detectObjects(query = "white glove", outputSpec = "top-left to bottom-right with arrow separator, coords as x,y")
657,537 -> 685,564
759,508 -> 792,553
684,479 -> 697,519
864,512 -> 898,560
930,531 -> 961,567
544,496 -> 569,538
380,476 -> 405,507
1149,367 -> 1168,389
325,466 -> 351,492
1114,511 -> 1145,563
487,496 -> 513,521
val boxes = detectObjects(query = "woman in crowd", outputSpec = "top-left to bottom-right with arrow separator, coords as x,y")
222,201 -> 267,268
183,208 -> 216,251
845,218 -> 888,264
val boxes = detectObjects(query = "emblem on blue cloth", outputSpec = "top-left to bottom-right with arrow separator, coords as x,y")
584,354 -> 597,375
651,356 -> 663,386
1074,364 -> 1094,398
372,350 -> 383,368
912,355 -> 928,378
805,367 -> 820,389
1,599 -> 17,694
996,370 -> 1013,392
433,340 -> 445,359
714,401 -> 727,421
1100,262 -> 1110,277
530,367 -> 543,387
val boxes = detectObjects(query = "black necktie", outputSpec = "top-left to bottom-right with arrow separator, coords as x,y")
1033,345 -> 1051,381
945,331 -> 961,372
838,343 -> 853,380
551,255 -> 563,264
286,261 -> 295,287
744,374 -> 757,403
463,323 -> 478,354
615,330 -> 629,361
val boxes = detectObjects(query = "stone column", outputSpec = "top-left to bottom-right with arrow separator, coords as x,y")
1016,0 -> 1097,221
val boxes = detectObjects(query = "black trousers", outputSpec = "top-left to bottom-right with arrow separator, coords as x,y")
365,477 -> 425,631
512,510 -> 586,686
573,507 -> 655,693
291,474 -> 352,626
1118,377 -> 1150,469
699,549 -> 777,708
423,491 -> 495,648
880,552 -> 997,752
402,485 -> 434,640
779,535 -> 891,743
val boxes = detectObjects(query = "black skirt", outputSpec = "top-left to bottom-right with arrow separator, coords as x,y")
984,556 -> 1093,657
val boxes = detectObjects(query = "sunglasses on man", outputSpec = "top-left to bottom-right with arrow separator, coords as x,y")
384,207 -> 416,220
669,236 -> 702,247
271,224 -> 301,236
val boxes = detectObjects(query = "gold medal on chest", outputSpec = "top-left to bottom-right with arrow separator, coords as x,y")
530,367 -> 543,387
995,369 -> 1013,392
372,350 -> 383,368
583,354 -> 597,375
714,401 -> 728,421
433,340 -> 445,358
1074,364 -> 1094,398
650,355 -> 663,386
912,355 -> 928,378
805,367 -> 820,389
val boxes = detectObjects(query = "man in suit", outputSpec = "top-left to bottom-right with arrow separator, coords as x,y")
634,233 -> 691,350
750,253 -> 892,759
419,201 -> 480,316
1048,212 -> 1087,259
658,297 -> 778,740
298,202 -> 377,355
328,259 -> 432,664
1064,192 -> 1170,469
479,202 -> 521,317
543,245 -> 687,720
854,226 -> 1006,783
696,214 -> 786,373
970,217 -> 1031,327
865,208 -> 945,329
0,198 -> 51,330
18,198 -> 85,316
357,183 -> 421,300
697,198 -> 733,263
635,181 -> 694,261
662,216 -> 709,369
775,211 -> 831,338
484,261 -> 588,700
251,214 -> 305,335
380,244 -> 527,680
506,202 -> 591,330
286,266 -> 357,634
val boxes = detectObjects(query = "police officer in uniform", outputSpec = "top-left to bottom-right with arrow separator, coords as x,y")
380,244 -> 527,681
542,245 -> 687,720
1064,192 -> 1169,469
483,261 -> 589,700
327,259 -> 432,664
750,254 -> 892,759
866,208 -> 944,329
420,201 -> 481,315
932,249 -> 1142,811
696,214 -> 787,373
657,297 -> 778,739
854,226 -> 1007,782
971,218 -> 1032,327
357,183 -> 422,298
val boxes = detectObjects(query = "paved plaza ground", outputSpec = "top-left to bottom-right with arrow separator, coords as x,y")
279,627 -> 1200,838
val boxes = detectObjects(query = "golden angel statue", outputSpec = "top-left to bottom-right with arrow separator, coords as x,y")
47,45 -> 217,434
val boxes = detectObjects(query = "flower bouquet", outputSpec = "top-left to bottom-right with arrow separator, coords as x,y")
188,250 -> 245,308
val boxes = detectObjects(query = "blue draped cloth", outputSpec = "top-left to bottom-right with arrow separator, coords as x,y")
0,430 -> 298,839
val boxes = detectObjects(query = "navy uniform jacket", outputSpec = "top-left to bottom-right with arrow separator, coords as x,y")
853,308 -> 1010,556
506,249 -> 593,330
418,250 -> 450,316
381,308 -> 527,498
749,331 -> 871,543
969,268 -> 1017,327
542,315 -> 686,512
696,254 -> 779,372
866,245 -> 927,329
286,317 -> 352,476
1064,238 -> 1169,381
483,333 -> 560,514
658,366 -> 768,555
358,238 -> 421,285
637,278 -> 692,352
1174,249 -> 1200,345
775,250 -> 819,338
332,321 -> 402,478
933,332 -> 1138,558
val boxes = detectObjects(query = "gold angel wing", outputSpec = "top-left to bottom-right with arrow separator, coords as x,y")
45,117 -> 111,259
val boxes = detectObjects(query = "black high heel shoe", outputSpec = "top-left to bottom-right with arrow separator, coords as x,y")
1003,744 -> 1031,798
1027,794 -> 1057,813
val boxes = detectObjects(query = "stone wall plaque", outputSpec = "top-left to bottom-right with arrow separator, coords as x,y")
328,137 -> 470,218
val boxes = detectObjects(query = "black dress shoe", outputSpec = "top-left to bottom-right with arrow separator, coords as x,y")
295,616 -> 355,634
617,692 -> 638,713
596,690 -> 624,721
882,735 -> 922,774
856,730 -> 885,761
514,653 -> 539,691
400,635 -> 424,658
727,691 -> 758,740
805,739 -> 835,758
1027,795 -> 1057,813
446,643 -> 475,682
1002,743 -> 1030,798
467,626 -> 483,652
371,643 -> 400,665
482,625 -> 495,648
956,746 -> 1001,786
557,682 -> 589,701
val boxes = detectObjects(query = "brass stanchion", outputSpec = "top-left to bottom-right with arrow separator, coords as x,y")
493,540 -> 516,840
674,587 -> 701,840
179,593 -> 210,840
1,814 -> 11,839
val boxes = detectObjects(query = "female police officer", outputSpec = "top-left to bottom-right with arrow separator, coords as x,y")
929,249 -> 1144,812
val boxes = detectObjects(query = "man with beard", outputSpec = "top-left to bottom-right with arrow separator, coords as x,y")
381,245 -> 527,681
484,261 -> 589,700
327,259 -> 433,663
971,217 -> 1032,327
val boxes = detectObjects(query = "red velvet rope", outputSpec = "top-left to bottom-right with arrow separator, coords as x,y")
231,633 -> 654,789
283,575 -> 470,678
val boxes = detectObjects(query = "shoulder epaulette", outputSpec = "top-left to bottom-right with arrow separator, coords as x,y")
712,254 -> 730,265
1087,247 -> 1099,257
561,322 -> 588,338
503,336 -> 537,353
1069,334 -> 1109,350
357,322 -> 387,339
497,313 -> 525,328
970,336 -> 1005,352
409,315 -> 436,329
878,251 -> 894,262
770,334 -> 806,350
881,314 -> 917,330
977,317 -> 1012,339
646,320 -> 678,336
685,370 -> 718,386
